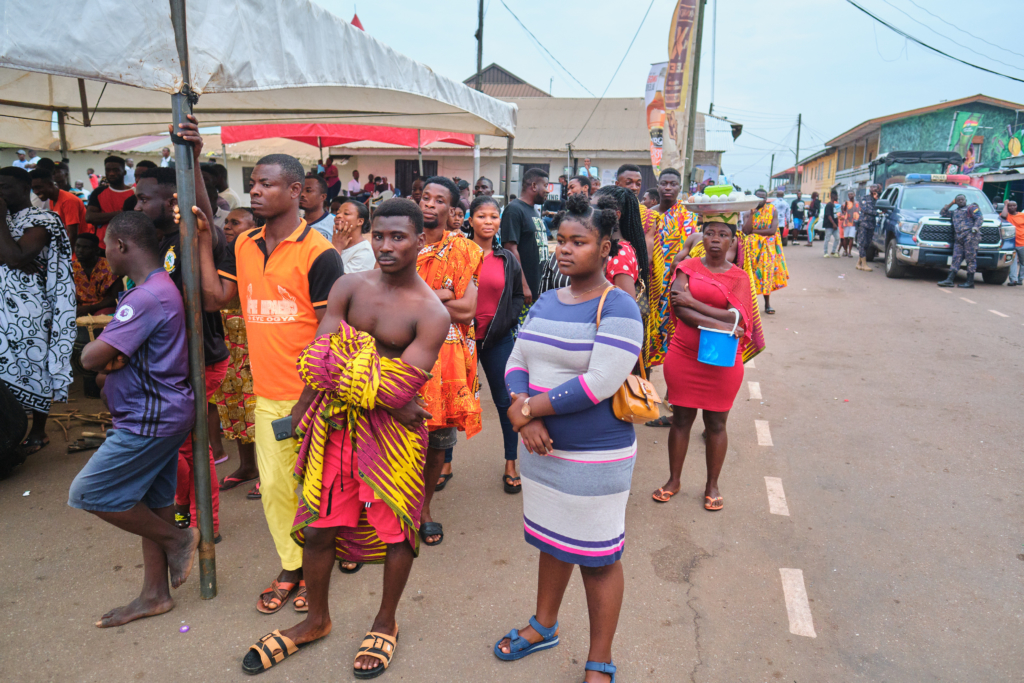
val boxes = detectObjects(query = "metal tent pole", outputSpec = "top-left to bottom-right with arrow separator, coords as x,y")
57,111 -> 69,159
417,129 -> 424,177
169,0 -> 216,599
504,137 -> 513,205
473,0 -> 484,183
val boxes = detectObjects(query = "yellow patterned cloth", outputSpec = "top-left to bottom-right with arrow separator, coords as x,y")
290,321 -> 431,562
745,203 -> 789,296
211,309 -> 255,443
649,202 -> 696,366
640,204 -> 666,367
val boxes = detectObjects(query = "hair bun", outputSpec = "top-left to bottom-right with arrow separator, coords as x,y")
565,192 -> 591,215
594,207 -> 617,232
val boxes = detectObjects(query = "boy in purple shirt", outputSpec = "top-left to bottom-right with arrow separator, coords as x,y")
68,212 -> 200,628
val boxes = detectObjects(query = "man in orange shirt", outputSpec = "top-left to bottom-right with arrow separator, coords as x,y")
415,176 -> 482,546
1003,200 -> 1024,286
191,138 -> 345,613
29,168 -> 86,244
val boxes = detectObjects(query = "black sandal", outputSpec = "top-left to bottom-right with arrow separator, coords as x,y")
765,307 -> 776,315
434,473 -> 453,492
503,474 -> 522,494
645,415 -> 672,427
19,435 -> 49,455
339,561 -> 364,574
419,521 -> 443,546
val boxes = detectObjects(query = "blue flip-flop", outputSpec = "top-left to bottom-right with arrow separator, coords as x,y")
584,660 -> 616,682
493,616 -> 559,661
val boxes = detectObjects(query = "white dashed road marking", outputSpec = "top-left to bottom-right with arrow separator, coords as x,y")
939,288 -> 951,293
960,297 -> 976,304
989,309 -> 1009,318
748,381 -> 762,400
746,358 -> 756,369
779,568 -> 817,638
764,477 -> 789,516
755,420 -> 773,446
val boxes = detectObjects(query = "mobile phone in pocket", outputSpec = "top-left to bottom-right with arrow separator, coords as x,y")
271,416 -> 293,441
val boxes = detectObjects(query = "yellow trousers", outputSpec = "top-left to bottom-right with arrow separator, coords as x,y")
254,396 -> 303,571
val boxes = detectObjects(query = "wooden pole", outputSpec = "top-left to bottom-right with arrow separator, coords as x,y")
504,137 -> 513,206
169,0 -> 216,599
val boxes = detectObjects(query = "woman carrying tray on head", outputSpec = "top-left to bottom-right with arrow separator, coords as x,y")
652,210 -> 753,511
743,189 -> 788,314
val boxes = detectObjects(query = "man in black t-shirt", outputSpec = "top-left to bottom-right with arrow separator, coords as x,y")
134,145 -> 229,538
791,192 -> 806,244
500,167 -> 549,307
823,190 -> 840,257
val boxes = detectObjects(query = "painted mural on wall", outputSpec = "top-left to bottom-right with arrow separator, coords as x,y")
880,103 -> 1024,175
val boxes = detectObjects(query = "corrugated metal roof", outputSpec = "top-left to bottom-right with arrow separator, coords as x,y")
464,63 -> 551,98
702,114 -> 736,153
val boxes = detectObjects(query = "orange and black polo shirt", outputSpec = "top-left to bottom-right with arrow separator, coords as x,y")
218,220 -> 344,400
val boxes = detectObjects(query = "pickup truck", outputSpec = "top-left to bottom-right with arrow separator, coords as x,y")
871,175 -> 1016,283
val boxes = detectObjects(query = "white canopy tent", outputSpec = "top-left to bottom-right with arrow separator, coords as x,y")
0,0 -> 518,597
0,0 -> 517,150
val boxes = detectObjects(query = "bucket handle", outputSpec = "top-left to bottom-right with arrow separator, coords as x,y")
697,308 -> 741,337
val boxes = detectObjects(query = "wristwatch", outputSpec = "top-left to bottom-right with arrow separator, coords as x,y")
521,397 -> 532,417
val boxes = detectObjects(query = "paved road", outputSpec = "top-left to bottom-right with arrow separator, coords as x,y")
1,245 -> 1022,682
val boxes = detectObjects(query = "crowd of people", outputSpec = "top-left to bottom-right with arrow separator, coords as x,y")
0,113 -> 803,681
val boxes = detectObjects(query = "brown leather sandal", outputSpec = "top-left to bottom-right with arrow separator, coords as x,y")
256,580 -> 297,614
241,629 -> 306,674
354,630 -> 399,679
293,580 -> 308,612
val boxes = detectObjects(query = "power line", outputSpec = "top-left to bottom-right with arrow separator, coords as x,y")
571,0 -> 657,142
500,1 -> 595,96
845,0 -> 1024,84
877,0 -> 1024,73
903,0 -> 1024,61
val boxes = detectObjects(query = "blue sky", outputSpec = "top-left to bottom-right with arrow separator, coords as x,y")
312,0 -> 1022,189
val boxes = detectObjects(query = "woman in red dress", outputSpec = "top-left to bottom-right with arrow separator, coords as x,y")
652,215 -> 753,511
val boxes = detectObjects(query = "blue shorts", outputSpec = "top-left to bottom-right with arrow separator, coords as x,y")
68,428 -> 188,512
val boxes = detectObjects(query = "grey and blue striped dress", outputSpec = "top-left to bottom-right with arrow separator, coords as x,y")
505,288 -> 643,567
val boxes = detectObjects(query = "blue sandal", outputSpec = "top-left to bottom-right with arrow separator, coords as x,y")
584,660 -> 616,682
493,616 -> 559,661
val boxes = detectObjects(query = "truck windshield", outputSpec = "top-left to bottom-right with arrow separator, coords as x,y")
901,186 -> 994,213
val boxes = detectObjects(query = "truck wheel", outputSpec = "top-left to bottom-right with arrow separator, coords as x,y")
982,269 -> 1009,285
884,240 -> 908,279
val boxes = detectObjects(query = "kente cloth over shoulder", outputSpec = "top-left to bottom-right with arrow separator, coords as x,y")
291,320 -> 430,562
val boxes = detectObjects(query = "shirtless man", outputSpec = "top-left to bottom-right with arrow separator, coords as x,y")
238,198 -> 450,677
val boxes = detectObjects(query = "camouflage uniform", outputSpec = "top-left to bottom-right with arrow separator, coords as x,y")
941,203 -> 983,278
856,193 -> 878,258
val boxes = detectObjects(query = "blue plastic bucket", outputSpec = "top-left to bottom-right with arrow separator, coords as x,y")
697,309 -> 740,367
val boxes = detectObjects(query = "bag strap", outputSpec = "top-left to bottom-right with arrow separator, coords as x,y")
595,285 -> 649,382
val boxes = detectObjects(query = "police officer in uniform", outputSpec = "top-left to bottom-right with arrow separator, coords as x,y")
937,193 -> 984,289
855,184 -> 881,272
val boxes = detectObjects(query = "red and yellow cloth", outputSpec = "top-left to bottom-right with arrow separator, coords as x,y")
648,202 -> 696,367
212,309 -> 255,444
291,321 -> 431,562
744,203 -> 789,296
72,257 -> 116,309
416,231 -> 483,437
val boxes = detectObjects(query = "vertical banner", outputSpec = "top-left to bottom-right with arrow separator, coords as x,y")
645,63 -> 668,174
664,0 -> 699,170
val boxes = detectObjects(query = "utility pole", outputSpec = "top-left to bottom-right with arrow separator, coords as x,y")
769,153 -> 775,191
473,0 -> 484,184
709,0 -> 716,116
794,113 -> 802,192
683,0 -> 707,191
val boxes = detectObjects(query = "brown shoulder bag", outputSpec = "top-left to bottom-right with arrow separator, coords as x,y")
596,286 -> 663,424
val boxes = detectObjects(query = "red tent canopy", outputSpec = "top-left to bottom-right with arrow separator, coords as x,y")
220,123 -> 474,149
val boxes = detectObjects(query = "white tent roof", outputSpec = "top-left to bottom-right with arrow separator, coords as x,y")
0,0 -> 517,151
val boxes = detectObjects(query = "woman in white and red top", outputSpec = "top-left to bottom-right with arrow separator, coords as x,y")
469,195 -> 525,493
592,185 -> 651,304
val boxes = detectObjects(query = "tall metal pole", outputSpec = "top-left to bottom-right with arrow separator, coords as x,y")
417,129 -> 424,176
57,111 -> 69,159
769,153 -> 775,190
683,0 -> 707,191
473,0 -> 484,184
504,137 -> 514,206
169,0 -> 216,599
794,113 -> 802,193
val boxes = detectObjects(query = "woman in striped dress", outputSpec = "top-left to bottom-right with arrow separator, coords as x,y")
495,193 -> 643,683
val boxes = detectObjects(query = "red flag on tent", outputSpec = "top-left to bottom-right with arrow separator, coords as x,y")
351,13 -> 364,30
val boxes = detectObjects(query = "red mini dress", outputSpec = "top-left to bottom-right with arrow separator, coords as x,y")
664,259 -> 752,413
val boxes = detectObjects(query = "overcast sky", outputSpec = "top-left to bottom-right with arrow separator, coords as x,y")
312,0 -> 1022,189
